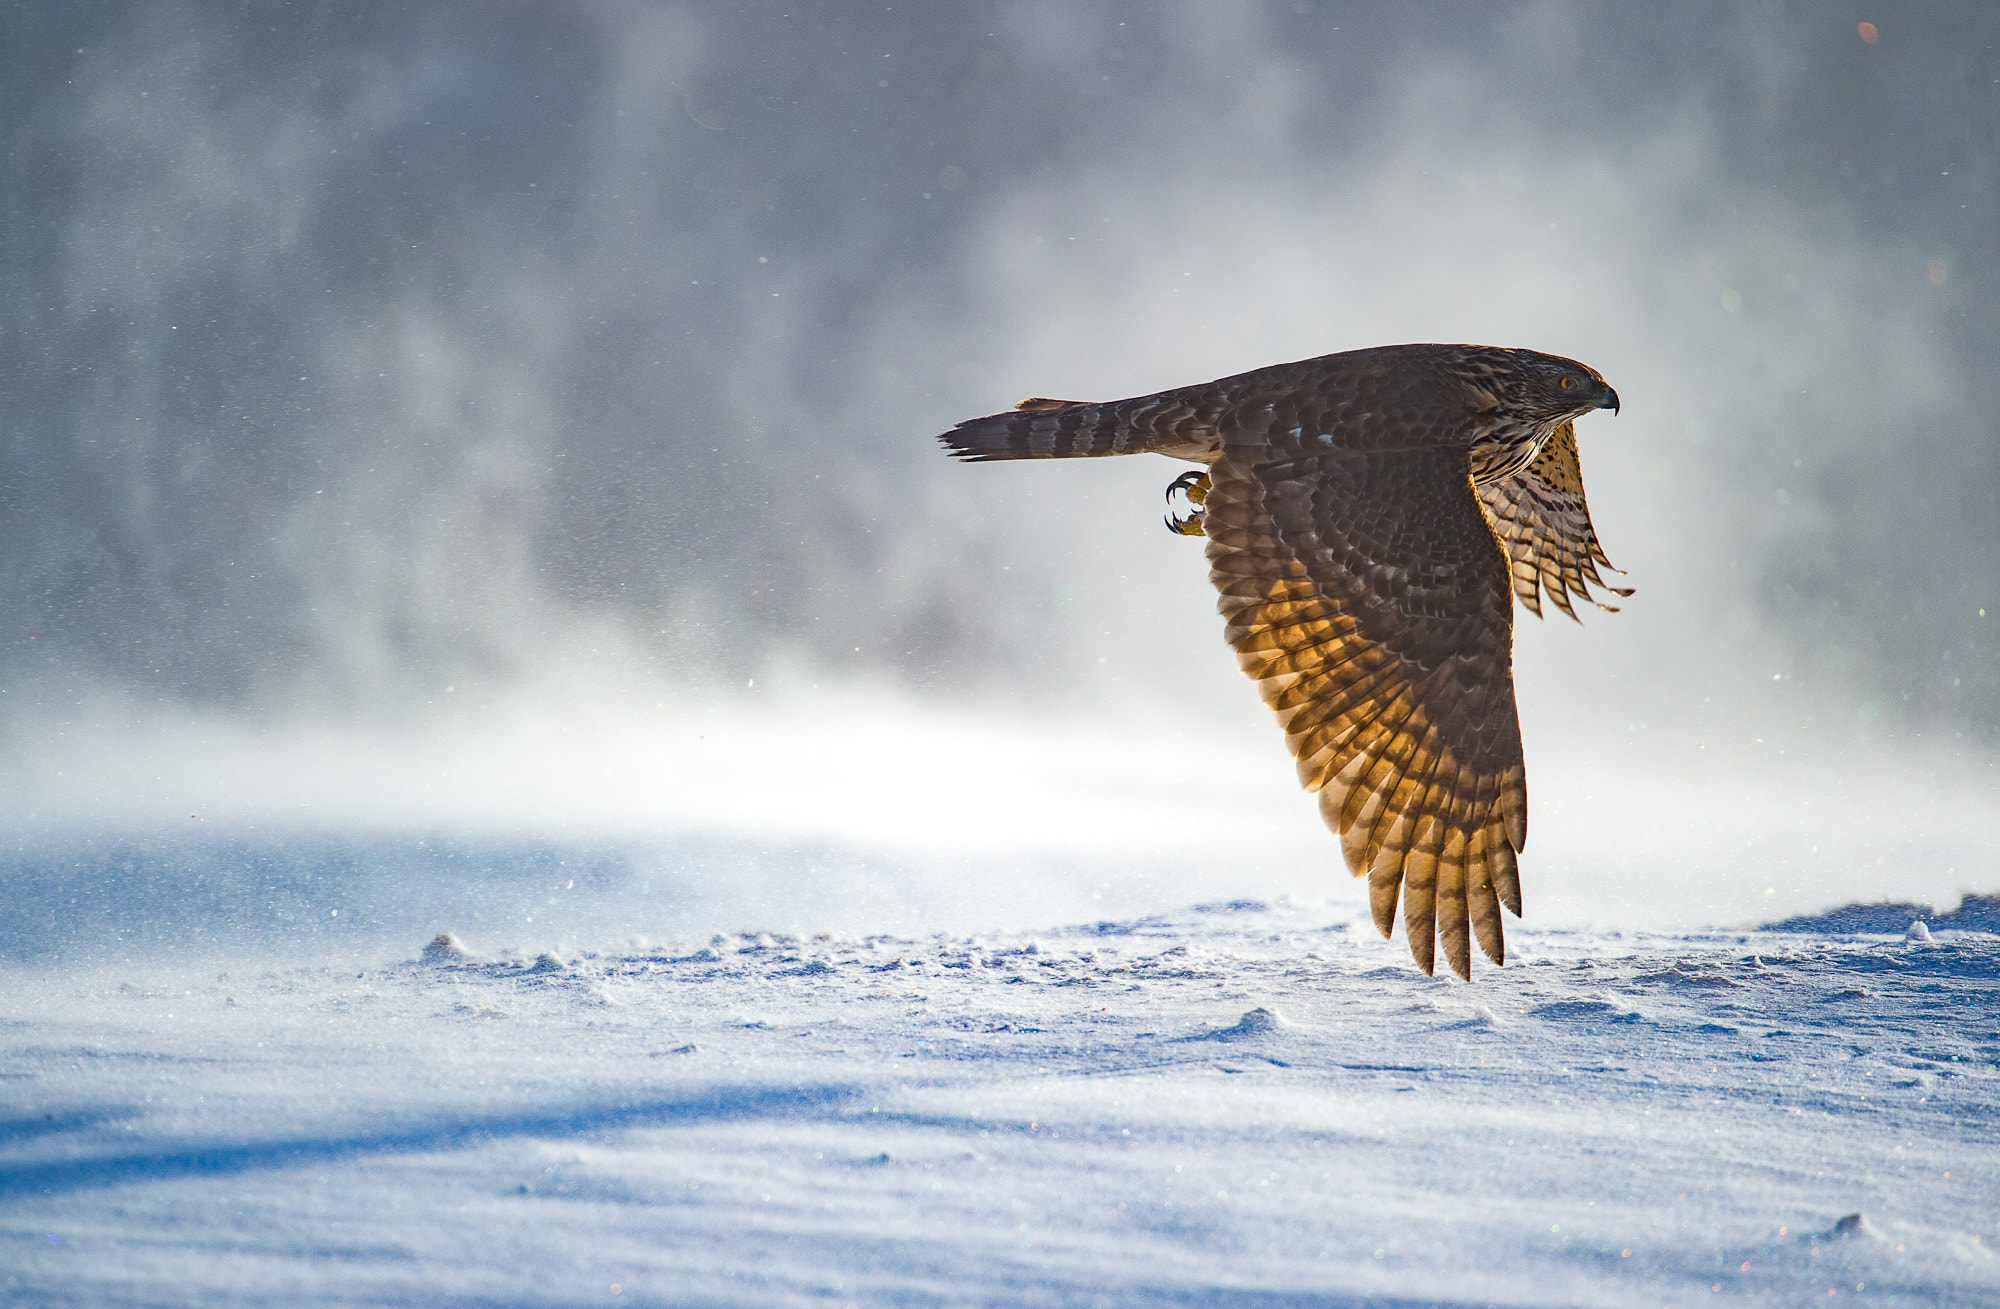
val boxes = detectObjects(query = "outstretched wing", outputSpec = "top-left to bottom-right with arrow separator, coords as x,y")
1476,422 -> 1631,621
1203,448 -> 1526,979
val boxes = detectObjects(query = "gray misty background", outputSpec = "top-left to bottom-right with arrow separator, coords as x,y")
0,2 -> 1995,948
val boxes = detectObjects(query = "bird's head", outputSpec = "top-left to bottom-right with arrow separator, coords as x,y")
1521,351 -> 1619,420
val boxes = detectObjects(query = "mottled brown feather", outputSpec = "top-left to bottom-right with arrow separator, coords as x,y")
1455,770 -> 1500,965
1437,808 -> 1472,982
1477,422 -> 1631,621
1202,443 -> 1528,979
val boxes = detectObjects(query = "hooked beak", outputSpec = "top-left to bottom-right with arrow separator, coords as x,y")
1596,386 -> 1620,415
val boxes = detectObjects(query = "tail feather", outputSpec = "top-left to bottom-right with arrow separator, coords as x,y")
939,397 -> 1129,462
939,392 -> 1221,463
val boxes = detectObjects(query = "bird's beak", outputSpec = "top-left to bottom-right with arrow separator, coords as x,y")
1596,386 -> 1620,415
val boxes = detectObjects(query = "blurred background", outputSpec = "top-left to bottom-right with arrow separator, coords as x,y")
0,2 -> 1994,959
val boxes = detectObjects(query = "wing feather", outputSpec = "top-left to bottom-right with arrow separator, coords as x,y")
1328,702 -> 1431,866
1204,446 -> 1528,978
1400,810 -> 1444,977
1467,807 -> 1508,966
1476,422 -> 1631,622
1436,802 -> 1472,982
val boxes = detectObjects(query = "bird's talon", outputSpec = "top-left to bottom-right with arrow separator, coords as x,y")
1164,471 -> 1212,535
1165,470 -> 1210,504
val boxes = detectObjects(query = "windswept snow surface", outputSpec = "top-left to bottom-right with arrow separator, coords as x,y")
5,897 -> 1998,1307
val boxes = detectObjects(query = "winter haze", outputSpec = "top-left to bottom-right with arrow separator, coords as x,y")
1,2 -> 1996,945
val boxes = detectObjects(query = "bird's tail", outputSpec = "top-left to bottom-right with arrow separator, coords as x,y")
938,393 -> 1218,462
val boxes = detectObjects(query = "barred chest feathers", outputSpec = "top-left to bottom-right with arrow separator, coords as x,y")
1468,415 -> 1569,487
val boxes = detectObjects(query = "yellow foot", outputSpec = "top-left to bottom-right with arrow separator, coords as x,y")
1164,470 -> 1211,536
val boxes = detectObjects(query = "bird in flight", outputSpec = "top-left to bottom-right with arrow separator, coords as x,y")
939,344 -> 1627,979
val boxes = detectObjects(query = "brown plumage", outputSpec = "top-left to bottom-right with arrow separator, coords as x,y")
1479,422 -> 1632,621
939,343 -> 1626,979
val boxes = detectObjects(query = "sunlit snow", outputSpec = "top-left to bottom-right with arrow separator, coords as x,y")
5,895 -> 1994,1306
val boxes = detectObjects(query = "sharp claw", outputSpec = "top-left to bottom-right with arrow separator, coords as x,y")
1163,470 -> 1212,536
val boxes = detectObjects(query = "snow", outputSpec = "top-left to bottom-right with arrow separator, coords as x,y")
5,890 -> 1997,1307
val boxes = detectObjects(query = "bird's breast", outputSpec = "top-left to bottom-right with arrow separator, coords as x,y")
1469,418 -> 1564,487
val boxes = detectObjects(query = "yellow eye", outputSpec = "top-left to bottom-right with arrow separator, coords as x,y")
1559,376 -> 1575,390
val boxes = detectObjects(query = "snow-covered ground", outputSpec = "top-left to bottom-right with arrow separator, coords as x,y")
5,886 -> 1995,1307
